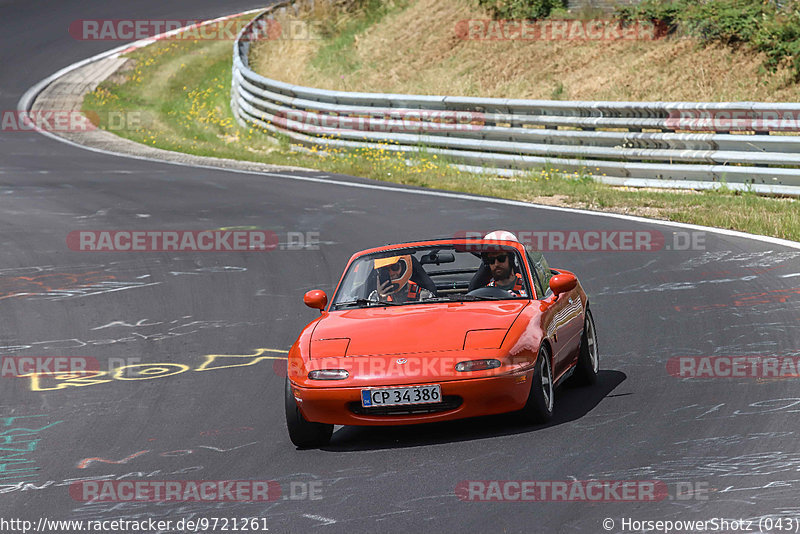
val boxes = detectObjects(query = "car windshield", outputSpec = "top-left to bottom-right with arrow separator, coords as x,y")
330,244 -> 531,309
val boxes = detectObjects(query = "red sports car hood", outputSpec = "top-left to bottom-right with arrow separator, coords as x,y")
310,301 -> 528,358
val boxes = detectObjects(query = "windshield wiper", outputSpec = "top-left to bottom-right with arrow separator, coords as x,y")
335,298 -> 402,308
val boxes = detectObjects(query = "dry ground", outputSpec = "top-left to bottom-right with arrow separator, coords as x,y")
252,0 -> 800,102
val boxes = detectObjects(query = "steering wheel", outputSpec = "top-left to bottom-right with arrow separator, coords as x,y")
465,286 -> 512,298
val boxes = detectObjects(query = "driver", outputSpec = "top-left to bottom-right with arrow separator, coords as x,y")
370,255 -> 432,303
482,231 -> 527,297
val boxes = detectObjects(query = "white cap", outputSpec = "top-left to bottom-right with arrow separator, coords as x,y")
483,230 -> 519,243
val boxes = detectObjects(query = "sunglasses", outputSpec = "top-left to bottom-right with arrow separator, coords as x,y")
484,254 -> 508,265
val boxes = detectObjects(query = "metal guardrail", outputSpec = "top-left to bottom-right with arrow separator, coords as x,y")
231,2 -> 800,195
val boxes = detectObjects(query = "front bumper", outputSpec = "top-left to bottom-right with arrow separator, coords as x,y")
289,371 -> 534,426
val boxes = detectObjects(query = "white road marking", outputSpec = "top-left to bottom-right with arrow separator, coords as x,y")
16,9 -> 800,252
302,514 -> 337,526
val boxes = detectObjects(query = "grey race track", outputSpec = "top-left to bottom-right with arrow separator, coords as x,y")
1,1 -> 800,532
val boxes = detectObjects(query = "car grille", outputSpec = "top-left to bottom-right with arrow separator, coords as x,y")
349,396 -> 463,416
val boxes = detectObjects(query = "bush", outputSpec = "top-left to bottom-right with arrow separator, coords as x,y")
752,4 -> 800,77
476,0 -> 566,20
615,0 -> 687,30
681,0 -> 772,44
614,0 -> 800,80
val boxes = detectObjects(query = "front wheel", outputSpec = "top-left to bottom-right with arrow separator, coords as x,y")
285,377 -> 333,448
572,307 -> 599,386
519,344 -> 554,424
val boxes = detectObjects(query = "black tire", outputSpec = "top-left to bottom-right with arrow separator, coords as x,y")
285,377 -> 333,448
572,307 -> 599,386
520,344 -> 554,424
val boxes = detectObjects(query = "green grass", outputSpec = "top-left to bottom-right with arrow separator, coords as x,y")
82,16 -> 800,242
616,0 -> 800,80
310,0 -> 407,77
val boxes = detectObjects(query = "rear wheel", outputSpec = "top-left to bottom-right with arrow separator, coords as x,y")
285,377 -> 333,448
520,344 -> 554,424
573,308 -> 599,386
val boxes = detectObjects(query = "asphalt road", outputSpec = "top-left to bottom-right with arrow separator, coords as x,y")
2,1 -> 800,532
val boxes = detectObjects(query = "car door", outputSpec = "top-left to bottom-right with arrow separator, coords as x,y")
551,273 -> 585,372
528,252 -> 574,380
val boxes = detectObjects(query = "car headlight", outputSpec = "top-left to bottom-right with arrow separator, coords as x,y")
307,369 -> 349,380
455,359 -> 501,372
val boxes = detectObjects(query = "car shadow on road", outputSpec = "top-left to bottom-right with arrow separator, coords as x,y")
320,369 -> 627,452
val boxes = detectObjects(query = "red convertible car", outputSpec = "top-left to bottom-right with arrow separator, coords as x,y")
284,232 -> 599,447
